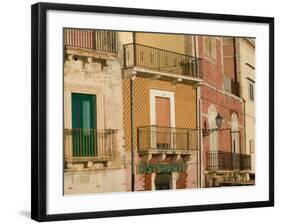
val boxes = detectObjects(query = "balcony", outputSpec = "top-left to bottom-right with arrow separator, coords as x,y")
64,129 -> 117,164
123,43 -> 203,84
207,151 -> 251,171
137,126 -> 199,161
64,28 -> 118,60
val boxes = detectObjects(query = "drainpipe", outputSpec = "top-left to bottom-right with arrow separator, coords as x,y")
130,32 -> 137,192
243,98 -> 247,155
196,86 -> 202,188
133,32 -> 137,66
233,38 -> 238,83
193,35 -> 202,188
130,76 -> 136,192
193,35 -> 197,60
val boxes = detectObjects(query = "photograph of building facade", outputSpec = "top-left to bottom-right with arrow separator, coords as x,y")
62,28 -> 255,194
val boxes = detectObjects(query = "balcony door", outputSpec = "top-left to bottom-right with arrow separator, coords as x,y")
71,93 -> 97,157
150,89 -> 175,150
155,96 -> 171,149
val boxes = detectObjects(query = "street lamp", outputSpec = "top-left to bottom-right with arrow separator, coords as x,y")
203,113 -> 223,137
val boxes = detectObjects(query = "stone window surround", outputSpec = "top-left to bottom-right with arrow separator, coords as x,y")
149,89 -> 175,127
248,81 -> 255,102
203,36 -> 217,62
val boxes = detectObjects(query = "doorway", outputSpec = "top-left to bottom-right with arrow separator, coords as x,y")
150,89 -> 175,150
154,173 -> 172,190
155,96 -> 171,149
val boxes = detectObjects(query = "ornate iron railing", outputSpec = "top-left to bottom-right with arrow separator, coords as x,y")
64,28 -> 118,53
64,129 -> 117,161
123,43 -> 203,78
137,126 -> 199,151
207,151 -> 251,171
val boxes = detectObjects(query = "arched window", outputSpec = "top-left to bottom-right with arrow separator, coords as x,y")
231,113 -> 240,153
208,105 -> 218,151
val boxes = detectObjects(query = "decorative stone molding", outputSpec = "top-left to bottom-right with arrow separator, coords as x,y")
173,154 -> 181,162
141,154 -> 152,162
205,171 -> 253,187
65,46 -> 117,60
242,38 -> 255,49
157,153 -> 166,161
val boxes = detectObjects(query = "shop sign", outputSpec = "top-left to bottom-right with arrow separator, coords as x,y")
138,163 -> 187,174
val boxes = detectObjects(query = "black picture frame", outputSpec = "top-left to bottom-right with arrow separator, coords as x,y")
31,2 -> 274,222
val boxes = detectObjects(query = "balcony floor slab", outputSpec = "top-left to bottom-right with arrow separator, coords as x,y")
123,67 -> 202,86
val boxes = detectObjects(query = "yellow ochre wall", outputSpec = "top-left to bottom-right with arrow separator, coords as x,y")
135,33 -> 192,55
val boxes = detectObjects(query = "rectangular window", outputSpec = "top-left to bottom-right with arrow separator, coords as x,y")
249,139 -> 254,154
204,37 -> 216,59
248,82 -> 254,101
71,93 -> 97,157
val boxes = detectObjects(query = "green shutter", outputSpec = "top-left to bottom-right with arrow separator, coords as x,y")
71,93 -> 97,157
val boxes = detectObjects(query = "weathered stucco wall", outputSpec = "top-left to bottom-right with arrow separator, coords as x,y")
63,32 -> 131,194
64,169 -> 127,194
64,51 -> 125,157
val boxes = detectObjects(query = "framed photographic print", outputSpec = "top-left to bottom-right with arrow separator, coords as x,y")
31,2 -> 274,222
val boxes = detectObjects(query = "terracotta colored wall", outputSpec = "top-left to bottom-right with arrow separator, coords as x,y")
122,77 -> 197,152
122,77 -> 197,189
144,174 -> 152,191
197,36 -> 244,172
176,172 -> 188,189
198,36 -> 224,91
139,156 -> 195,190
223,38 -> 236,80
122,79 -> 132,153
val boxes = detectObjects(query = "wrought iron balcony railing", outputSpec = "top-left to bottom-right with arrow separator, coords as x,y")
137,126 -> 199,152
123,43 -> 203,79
64,129 -> 117,162
207,151 -> 251,171
64,28 -> 118,53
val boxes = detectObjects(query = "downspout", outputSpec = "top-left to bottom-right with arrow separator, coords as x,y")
130,76 -> 135,192
194,35 -> 202,188
196,87 -> 202,188
130,32 -> 136,192
243,98 -> 247,155
195,87 -> 199,188
233,38 -> 238,83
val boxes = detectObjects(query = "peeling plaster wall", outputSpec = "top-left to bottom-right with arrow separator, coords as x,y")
63,33 -> 130,193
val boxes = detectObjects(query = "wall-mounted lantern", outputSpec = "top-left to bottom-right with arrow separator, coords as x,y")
203,113 -> 223,137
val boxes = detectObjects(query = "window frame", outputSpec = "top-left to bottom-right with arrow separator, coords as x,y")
248,81 -> 255,101
204,36 -> 216,61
